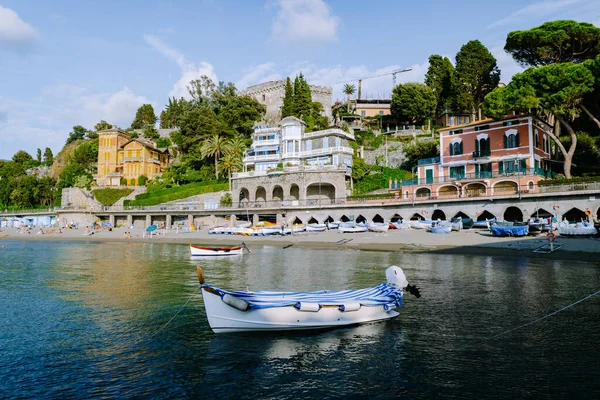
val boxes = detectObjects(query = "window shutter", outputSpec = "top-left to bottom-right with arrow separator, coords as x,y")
459,142 -> 463,154
499,162 -> 504,174
450,144 -> 453,156
486,138 -> 490,153
475,139 -> 479,153
503,135 -> 507,149
516,132 -> 520,147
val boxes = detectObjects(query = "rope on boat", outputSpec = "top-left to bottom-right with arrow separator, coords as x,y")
488,288 -> 600,340
150,286 -> 199,337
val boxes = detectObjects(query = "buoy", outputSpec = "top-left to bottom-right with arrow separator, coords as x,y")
196,266 -> 205,284
546,231 -> 556,242
585,208 -> 592,216
553,205 -> 560,210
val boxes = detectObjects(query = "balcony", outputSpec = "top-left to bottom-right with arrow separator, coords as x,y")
417,156 -> 440,166
124,157 -> 143,162
472,150 -> 491,158
303,128 -> 354,141
252,139 -> 280,149
401,168 -> 548,186
243,153 -> 281,162
298,146 -> 353,158
148,157 -> 161,164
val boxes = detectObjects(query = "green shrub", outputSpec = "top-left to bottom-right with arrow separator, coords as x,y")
353,167 -> 411,195
124,180 -> 227,207
220,192 -> 232,206
138,175 -> 147,186
539,176 -> 600,186
93,188 -> 134,206
120,178 -> 127,186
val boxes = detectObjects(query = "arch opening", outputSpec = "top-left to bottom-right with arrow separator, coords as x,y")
531,208 -> 553,219
390,214 -> 403,222
238,188 -> 250,206
306,182 -> 335,205
255,186 -> 267,202
356,214 -> 367,224
324,216 -> 335,223
372,214 -> 385,223
563,207 -> 587,223
290,184 -> 300,201
410,213 -> 425,221
272,185 -> 284,202
415,187 -> 431,198
431,209 -> 446,220
307,217 -> 318,224
493,180 -> 518,195
453,211 -> 470,220
476,210 -> 496,221
464,182 -> 487,197
438,185 -> 459,198
340,215 -> 350,222
503,206 -> 523,222
291,217 -> 303,225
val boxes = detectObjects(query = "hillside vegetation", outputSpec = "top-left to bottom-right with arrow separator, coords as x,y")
124,179 -> 227,207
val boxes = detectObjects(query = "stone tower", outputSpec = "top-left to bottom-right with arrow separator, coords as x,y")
241,80 -> 332,123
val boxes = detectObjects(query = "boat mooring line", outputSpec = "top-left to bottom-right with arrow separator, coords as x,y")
151,286 -> 199,337
488,288 -> 600,340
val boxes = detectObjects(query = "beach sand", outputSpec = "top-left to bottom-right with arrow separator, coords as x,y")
2,225 -> 600,262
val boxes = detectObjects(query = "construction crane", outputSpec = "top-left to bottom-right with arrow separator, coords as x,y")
336,67 -> 412,100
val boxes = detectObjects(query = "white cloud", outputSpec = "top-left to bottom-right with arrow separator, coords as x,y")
0,5 -> 38,50
487,0 -> 596,29
271,0 -> 339,44
236,62 -> 281,90
143,34 -> 218,99
0,86 -> 153,159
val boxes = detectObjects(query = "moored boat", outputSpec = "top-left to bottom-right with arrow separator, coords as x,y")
557,221 -> 597,237
197,265 -> 420,333
338,222 -> 368,233
190,243 -> 249,257
490,223 -> 529,237
368,222 -> 389,233
306,223 -> 327,232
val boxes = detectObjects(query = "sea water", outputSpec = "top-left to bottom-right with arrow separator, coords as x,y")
1,240 -> 599,399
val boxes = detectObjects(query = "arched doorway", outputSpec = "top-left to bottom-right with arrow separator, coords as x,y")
438,185 -> 459,198
372,214 -> 384,223
563,207 -> 587,222
453,211 -> 470,219
464,182 -> 487,197
255,186 -> 267,203
410,213 -> 425,221
476,210 -> 496,221
504,206 -> 523,222
531,208 -> 552,219
306,182 -> 336,205
238,188 -> 250,206
415,187 -> 431,198
290,184 -> 300,201
356,214 -> 367,224
390,214 -> 403,222
493,180 -> 518,195
272,185 -> 284,202
431,209 -> 446,220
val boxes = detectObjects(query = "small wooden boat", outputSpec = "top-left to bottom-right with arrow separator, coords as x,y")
197,265 -> 420,333
368,222 -> 389,232
557,221 -> 597,236
261,225 -> 283,235
326,221 -> 340,229
490,224 -> 528,237
190,243 -> 248,257
473,218 -> 494,228
306,223 -> 327,232
428,222 -> 452,234
338,223 -> 368,233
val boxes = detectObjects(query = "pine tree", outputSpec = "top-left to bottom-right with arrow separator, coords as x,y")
294,73 -> 312,119
281,77 -> 295,118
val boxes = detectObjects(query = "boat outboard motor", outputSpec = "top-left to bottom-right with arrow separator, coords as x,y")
386,266 -> 421,298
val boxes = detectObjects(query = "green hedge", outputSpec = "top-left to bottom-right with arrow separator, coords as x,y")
539,176 -> 600,186
124,181 -> 228,207
347,193 -> 395,200
92,188 -> 134,206
353,167 -> 411,195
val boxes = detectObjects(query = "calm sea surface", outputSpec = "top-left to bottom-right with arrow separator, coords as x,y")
1,240 -> 599,399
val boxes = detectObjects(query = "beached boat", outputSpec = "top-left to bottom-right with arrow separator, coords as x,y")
326,221 -> 340,229
197,265 -> 420,333
306,223 -> 327,232
473,218 -> 495,229
451,217 -> 473,230
368,222 -> 389,233
557,221 -> 597,237
190,243 -> 248,257
427,221 -> 452,234
338,223 -> 368,233
261,225 -> 283,236
490,223 -> 529,237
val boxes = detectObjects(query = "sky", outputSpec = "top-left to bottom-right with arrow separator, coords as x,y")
1,0 -> 599,160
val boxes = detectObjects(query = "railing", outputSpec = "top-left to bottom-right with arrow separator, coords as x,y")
417,156 -> 440,165
243,153 -> 280,162
402,168 -> 548,186
303,128 -> 354,140
298,146 -> 354,157
472,150 -> 491,158
124,157 -> 143,162
232,165 -> 347,179
251,139 -> 280,148
148,157 -> 161,164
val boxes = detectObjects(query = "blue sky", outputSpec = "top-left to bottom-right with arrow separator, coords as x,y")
1,0 -> 599,159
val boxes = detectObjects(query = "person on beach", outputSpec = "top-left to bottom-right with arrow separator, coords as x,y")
85,226 -> 89,234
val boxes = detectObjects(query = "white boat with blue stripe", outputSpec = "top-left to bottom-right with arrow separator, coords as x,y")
197,266 -> 420,333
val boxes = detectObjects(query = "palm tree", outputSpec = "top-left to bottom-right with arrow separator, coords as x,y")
228,135 -> 248,160
218,153 -> 242,191
343,84 -> 356,113
201,133 -> 231,179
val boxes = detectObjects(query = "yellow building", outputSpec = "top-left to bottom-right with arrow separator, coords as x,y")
354,99 -> 391,118
95,128 -> 169,186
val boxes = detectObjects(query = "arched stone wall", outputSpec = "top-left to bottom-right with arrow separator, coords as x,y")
492,180 -> 518,195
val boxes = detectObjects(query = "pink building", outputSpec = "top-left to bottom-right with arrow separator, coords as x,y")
405,115 -> 553,199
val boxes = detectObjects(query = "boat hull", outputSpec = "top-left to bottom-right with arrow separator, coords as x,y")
306,224 -> 327,232
190,245 -> 244,256
201,288 -> 399,333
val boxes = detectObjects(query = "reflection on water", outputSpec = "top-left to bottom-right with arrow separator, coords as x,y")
1,240 -> 599,398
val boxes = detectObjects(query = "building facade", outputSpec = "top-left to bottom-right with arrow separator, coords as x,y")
399,115 -> 553,199
231,116 -> 354,207
95,128 -> 169,187
241,80 -> 333,122
354,99 -> 391,118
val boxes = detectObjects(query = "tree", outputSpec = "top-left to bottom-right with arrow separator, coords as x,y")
65,125 -> 89,145
131,104 -> 157,130
582,55 -> 600,130
217,153 -> 242,190
402,140 -> 439,169
294,73 -> 312,119
142,126 -> 160,140
43,147 -> 53,166
201,134 -> 231,179
391,83 -> 436,124
483,62 -> 595,178
12,150 -> 33,165
160,97 -> 190,128
343,84 -> 356,113
217,94 -> 266,138
451,40 -> 501,119
425,55 -> 455,117
505,20 -> 600,67
281,77 -> 295,118
36,148 -> 42,163
94,120 -> 112,131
